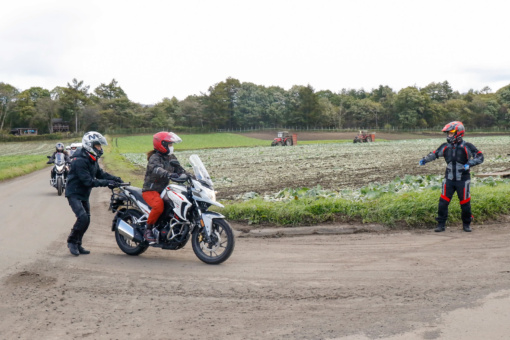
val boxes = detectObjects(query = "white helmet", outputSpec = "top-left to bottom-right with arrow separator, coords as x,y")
82,131 -> 108,157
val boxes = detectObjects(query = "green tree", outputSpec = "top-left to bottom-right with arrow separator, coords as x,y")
264,86 -> 287,127
284,85 -> 322,127
421,81 -> 453,103
370,85 -> 395,127
97,96 -> 138,130
176,95 -> 206,128
34,95 -> 61,133
394,87 -> 427,128
444,99 -> 470,123
0,82 -> 19,131
203,77 -> 241,129
59,79 -> 90,132
234,82 -> 270,127
496,84 -> 510,106
93,79 -> 127,100
298,84 -> 321,126
318,97 -> 340,127
12,87 -> 51,128
147,97 -> 178,129
90,79 -> 139,131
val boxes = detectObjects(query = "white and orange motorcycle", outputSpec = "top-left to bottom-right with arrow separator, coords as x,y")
108,155 -> 235,265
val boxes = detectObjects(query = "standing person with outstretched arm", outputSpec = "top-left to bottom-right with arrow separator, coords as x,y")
419,121 -> 484,232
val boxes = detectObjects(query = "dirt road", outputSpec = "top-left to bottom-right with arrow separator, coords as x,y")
1,168 -> 510,340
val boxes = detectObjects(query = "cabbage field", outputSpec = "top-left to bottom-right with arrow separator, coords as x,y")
0,141 -> 61,156
121,136 -> 510,200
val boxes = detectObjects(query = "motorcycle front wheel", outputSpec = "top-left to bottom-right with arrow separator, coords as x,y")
191,219 -> 235,265
57,177 -> 63,196
115,209 -> 149,256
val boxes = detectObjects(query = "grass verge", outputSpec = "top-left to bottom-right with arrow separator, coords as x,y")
221,183 -> 510,228
0,155 -> 51,181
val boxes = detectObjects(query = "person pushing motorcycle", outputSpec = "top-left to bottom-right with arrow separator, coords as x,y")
142,131 -> 184,244
419,121 -> 484,232
65,131 -> 122,256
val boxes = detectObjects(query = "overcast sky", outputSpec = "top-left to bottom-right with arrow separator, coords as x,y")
1,0 -> 509,104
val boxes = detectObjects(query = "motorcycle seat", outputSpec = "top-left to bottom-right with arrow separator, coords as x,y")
125,186 -> 148,206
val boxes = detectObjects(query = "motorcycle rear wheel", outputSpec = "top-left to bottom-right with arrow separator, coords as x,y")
191,219 -> 235,265
115,209 -> 149,256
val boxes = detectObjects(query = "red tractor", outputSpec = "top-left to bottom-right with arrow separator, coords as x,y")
271,131 -> 294,146
353,130 -> 375,143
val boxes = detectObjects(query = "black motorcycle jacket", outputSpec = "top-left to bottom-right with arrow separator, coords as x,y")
65,148 -> 120,200
422,140 -> 484,181
142,151 -> 180,193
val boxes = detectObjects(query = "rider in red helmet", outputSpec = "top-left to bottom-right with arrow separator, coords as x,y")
419,121 -> 484,232
142,131 -> 184,243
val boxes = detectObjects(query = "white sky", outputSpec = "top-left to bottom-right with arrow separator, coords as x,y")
1,0 -> 509,104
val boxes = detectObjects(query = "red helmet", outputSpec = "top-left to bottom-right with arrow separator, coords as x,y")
442,121 -> 465,143
153,132 -> 182,154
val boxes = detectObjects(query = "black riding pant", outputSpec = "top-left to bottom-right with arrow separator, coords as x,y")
436,179 -> 472,226
67,197 -> 91,245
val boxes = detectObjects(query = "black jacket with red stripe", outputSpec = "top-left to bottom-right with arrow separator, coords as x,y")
423,140 -> 484,181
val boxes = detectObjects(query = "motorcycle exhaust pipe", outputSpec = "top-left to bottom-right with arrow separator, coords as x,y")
116,219 -> 144,243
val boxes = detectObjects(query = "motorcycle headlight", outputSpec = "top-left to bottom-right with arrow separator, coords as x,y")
202,186 -> 216,202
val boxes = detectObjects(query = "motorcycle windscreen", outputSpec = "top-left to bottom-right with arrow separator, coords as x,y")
55,152 -> 66,165
189,154 -> 213,187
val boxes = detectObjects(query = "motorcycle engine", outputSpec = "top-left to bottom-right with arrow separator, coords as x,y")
160,219 -> 190,250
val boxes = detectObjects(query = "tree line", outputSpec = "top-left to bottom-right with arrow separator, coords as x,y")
1,77 -> 509,135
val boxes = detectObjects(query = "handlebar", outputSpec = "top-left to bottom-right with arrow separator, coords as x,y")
169,173 -> 190,183
109,182 -> 131,191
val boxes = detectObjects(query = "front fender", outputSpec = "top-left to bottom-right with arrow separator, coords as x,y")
201,211 -> 225,236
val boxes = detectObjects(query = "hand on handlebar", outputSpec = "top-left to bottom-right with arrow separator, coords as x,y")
107,181 -> 119,189
168,173 -> 188,183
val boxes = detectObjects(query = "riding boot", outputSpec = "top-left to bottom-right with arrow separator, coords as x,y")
77,243 -> 90,254
463,224 -> 472,232
434,224 -> 445,232
77,235 -> 90,254
144,224 -> 157,244
67,243 -> 79,256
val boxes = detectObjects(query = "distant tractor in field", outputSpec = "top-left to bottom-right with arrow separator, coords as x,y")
353,130 -> 375,143
271,131 -> 294,146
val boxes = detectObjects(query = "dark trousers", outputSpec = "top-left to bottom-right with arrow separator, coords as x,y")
437,179 -> 472,226
67,197 -> 91,245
